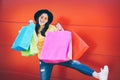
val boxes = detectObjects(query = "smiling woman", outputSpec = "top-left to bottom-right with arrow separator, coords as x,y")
39,13 -> 48,26
34,9 -> 54,37
33,9 -> 109,80
0,0 -> 120,80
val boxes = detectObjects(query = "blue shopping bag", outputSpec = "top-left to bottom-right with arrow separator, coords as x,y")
11,22 -> 35,51
21,34 -> 39,56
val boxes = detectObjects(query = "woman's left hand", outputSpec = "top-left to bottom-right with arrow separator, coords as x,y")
56,23 -> 64,31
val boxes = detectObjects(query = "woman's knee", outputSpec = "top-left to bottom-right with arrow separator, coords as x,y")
72,60 -> 81,64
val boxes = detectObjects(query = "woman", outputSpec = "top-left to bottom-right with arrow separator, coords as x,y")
34,9 -> 109,80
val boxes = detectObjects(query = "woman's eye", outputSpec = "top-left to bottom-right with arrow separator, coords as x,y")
44,17 -> 48,21
40,16 -> 43,19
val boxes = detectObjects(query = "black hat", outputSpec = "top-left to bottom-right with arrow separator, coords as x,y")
34,9 -> 53,24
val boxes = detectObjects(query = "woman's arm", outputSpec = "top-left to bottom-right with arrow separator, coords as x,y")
34,30 -> 38,44
28,20 -> 38,44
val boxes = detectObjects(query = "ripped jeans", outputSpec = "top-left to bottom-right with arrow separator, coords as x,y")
40,60 -> 94,80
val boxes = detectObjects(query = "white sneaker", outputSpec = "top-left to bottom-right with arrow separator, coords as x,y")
99,65 -> 109,80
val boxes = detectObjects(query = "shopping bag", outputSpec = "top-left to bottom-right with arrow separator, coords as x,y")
72,31 -> 89,60
11,22 -> 35,51
40,31 -> 72,63
21,34 -> 39,56
56,23 -> 89,59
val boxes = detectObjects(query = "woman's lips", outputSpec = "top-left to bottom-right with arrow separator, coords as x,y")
40,20 -> 44,23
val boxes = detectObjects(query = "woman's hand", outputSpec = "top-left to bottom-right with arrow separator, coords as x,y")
29,20 -> 33,23
56,23 -> 64,31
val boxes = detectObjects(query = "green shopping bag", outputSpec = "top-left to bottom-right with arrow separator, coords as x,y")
21,34 -> 38,56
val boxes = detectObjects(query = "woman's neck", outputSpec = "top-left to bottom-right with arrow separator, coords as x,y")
39,25 -> 44,32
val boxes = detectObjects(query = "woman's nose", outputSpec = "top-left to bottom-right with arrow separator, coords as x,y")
42,18 -> 45,21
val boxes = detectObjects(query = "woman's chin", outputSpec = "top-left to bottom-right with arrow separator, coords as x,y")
40,23 -> 45,26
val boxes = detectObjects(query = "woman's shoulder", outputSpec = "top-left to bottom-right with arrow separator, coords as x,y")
49,24 -> 56,28
48,25 -> 57,31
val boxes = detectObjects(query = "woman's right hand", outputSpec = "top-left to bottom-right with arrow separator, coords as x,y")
29,20 -> 33,23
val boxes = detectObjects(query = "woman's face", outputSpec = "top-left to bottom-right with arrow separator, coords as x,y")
39,13 -> 48,26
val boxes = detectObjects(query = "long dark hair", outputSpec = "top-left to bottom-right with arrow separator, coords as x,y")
34,9 -> 53,36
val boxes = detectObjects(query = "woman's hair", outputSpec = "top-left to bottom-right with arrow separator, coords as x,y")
34,9 -> 53,36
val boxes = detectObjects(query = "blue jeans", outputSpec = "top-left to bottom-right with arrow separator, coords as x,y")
40,60 -> 94,80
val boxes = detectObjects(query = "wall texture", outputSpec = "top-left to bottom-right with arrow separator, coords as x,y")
0,0 -> 120,80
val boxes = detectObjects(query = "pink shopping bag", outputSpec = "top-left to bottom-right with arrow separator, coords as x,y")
40,31 -> 71,63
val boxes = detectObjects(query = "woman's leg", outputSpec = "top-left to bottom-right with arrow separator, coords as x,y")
58,60 -> 94,76
58,60 -> 109,80
40,60 -> 54,80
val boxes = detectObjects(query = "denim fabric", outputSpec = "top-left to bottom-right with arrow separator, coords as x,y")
40,60 -> 94,80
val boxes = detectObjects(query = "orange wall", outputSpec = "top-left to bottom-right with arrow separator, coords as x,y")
0,0 -> 120,80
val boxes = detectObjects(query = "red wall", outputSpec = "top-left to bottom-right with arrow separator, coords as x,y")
0,0 -> 120,80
